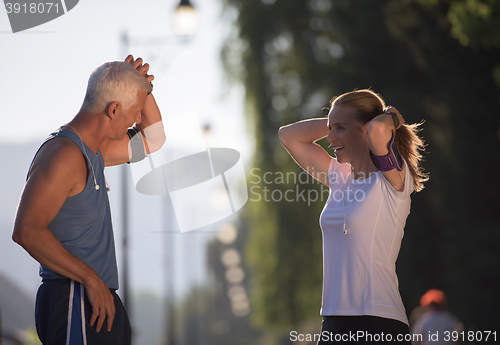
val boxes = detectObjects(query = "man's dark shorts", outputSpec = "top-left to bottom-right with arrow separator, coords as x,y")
35,279 -> 131,345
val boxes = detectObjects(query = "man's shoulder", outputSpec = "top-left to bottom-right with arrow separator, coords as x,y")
30,136 -> 86,179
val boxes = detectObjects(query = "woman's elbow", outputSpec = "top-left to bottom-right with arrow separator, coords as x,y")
278,126 -> 289,145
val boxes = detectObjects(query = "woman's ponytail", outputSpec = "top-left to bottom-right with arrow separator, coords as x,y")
395,122 -> 429,192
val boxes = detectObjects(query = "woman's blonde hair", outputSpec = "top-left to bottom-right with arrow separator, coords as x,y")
330,89 -> 429,192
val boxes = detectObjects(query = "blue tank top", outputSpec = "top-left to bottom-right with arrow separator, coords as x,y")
31,129 -> 119,289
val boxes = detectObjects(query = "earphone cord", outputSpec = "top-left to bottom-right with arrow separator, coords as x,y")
396,170 -> 404,191
65,125 -> 107,191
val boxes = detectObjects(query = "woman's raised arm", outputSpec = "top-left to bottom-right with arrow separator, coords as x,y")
279,118 -> 333,186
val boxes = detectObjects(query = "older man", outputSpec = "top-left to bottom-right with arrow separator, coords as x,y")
12,55 -> 165,345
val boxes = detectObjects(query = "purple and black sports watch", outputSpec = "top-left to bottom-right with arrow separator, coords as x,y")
370,130 -> 403,171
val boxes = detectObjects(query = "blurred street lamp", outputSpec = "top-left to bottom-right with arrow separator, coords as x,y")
173,0 -> 200,36
119,2 -> 200,344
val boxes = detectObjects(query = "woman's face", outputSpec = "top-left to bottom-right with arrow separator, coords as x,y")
326,105 -> 370,164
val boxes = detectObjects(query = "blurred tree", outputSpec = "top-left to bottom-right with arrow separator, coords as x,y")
413,0 -> 500,88
414,0 -> 500,49
165,223 -> 263,345
222,0 -> 500,340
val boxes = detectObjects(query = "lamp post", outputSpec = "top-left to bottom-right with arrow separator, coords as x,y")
119,1 -> 199,344
120,31 -> 131,314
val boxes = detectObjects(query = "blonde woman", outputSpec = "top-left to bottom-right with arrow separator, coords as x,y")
279,89 -> 427,344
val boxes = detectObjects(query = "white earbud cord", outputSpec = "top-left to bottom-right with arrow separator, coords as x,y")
64,125 -> 110,192
341,174 -> 361,235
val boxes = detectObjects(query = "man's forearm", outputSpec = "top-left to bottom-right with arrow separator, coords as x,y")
14,223 -> 117,332
13,225 -> 100,286
136,94 -> 161,130
135,94 -> 165,154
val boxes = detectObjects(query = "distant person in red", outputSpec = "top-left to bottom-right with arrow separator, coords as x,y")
412,289 -> 464,345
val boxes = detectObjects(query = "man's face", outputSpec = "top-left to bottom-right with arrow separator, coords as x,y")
116,90 -> 148,140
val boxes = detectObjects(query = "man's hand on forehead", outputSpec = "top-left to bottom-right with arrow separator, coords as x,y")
125,54 -> 154,83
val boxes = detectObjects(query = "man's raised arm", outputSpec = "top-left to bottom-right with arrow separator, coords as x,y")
101,55 -> 166,166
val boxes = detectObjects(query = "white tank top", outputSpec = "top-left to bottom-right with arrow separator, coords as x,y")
319,157 -> 413,325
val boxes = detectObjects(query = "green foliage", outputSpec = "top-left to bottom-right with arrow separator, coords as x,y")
173,235 -> 263,345
414,0 -> 500,48
24,329 -> 42,345
245,172 -> 325,331
222,0 -> 500,336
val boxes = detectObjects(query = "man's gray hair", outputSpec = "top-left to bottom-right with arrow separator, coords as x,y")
80,61 -> 152,114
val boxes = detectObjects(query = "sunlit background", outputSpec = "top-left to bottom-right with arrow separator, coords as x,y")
0,0 -> 254,344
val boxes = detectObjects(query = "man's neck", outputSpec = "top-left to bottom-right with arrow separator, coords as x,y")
65,112 -> 108,154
